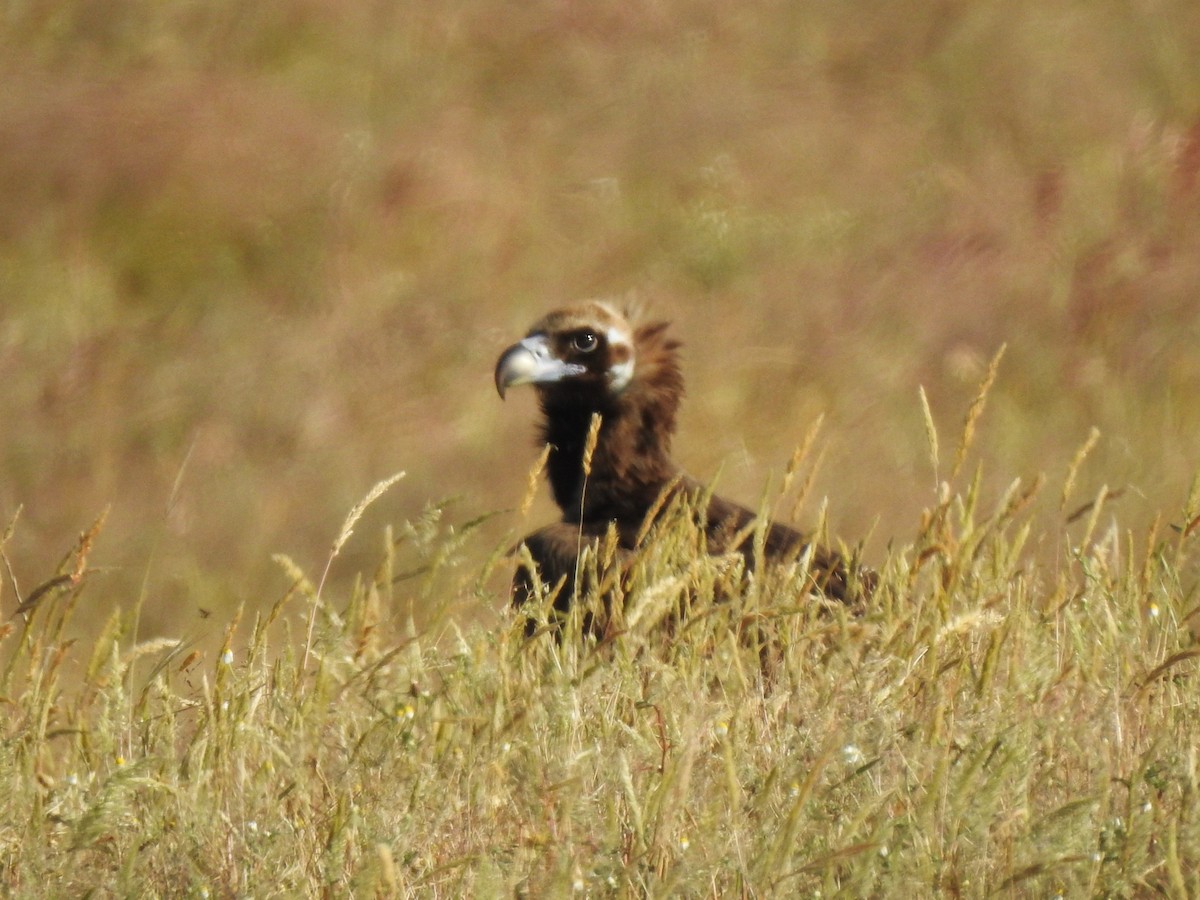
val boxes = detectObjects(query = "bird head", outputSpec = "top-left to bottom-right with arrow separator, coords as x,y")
494,300 -> 636,401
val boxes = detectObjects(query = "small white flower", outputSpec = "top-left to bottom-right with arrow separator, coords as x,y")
878,845 -> 889,858
247,820 -> 258,833
679,834 -> 690,850
842,744 -> 865,766
221,649 -> 234,665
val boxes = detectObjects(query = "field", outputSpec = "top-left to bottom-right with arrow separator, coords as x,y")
2,0 -> 1200,895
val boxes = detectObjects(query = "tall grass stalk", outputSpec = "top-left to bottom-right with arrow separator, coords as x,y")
0,460 -> 1190,897
0,442 -> 1197,895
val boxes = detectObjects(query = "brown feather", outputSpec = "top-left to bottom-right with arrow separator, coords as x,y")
497,301 -> 871,629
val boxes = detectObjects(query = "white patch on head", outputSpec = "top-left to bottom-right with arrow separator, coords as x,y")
606,326 -> 635,392
592,299 -> 626,321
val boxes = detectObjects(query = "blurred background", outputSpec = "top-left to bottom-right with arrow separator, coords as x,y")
2,0 -> 1199,637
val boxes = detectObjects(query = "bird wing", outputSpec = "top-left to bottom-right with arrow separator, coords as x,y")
683,477 -> 870,603
510,519 -> 634,622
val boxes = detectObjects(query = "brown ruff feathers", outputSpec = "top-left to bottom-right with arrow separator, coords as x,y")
494,301 -> 870,630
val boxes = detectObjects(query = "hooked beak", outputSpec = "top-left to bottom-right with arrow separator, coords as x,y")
494,335 -> 585,399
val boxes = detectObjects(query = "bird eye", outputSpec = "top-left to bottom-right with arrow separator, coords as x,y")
571,331 -> 599,353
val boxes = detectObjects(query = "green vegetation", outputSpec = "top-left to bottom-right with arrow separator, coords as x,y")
3,0 -> 1200,628
2,387 -> 1198,895
2,0 -> 1200,895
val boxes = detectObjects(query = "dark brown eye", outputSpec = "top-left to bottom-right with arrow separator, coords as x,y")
571,331 -> 598,352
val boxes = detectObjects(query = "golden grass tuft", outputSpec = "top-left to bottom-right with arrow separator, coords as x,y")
0,404 -> 1197,895
2,0 -> 1200,894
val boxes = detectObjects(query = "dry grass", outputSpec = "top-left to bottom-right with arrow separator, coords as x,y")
2,0 -> 1200,636
1,392 -> 1198,895
2,2 -> 1200,894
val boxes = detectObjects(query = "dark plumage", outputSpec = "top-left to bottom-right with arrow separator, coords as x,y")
494,300 -> 870,629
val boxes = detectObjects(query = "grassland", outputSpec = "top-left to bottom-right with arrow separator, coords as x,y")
2,410 -> 1198,896
2,0 -> 1200,895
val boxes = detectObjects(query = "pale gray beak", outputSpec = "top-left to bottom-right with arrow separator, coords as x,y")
494,335 -> 586,398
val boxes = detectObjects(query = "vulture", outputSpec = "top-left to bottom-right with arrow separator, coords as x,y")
494,300 -> 871,631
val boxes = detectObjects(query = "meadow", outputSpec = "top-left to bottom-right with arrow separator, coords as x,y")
2,0 -> 1199,895
3,399 -> 1199,895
